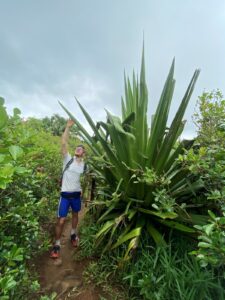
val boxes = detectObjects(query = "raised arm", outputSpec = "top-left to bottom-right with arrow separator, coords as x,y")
61,119 -> 75,156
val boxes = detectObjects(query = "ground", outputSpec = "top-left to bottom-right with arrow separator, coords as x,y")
36,211 -> 107,300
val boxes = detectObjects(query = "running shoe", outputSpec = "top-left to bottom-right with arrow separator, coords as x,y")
50,245 -> 60,258
70,234 -> 79,247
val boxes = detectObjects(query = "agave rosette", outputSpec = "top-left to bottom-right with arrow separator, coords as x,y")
60,48 -> 203,257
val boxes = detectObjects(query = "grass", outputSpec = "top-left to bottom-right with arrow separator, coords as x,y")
75,211 -> 225,300
74,212 -> 130,299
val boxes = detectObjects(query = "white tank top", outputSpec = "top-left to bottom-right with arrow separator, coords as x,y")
61,153 -> 85,192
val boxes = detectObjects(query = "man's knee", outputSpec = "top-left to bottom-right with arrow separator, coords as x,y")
57,217 -> 66,226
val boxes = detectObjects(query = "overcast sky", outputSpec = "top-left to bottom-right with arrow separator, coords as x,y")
0,0 -> 225,138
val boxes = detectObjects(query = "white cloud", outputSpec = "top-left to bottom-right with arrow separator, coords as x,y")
1,74 -> 114,135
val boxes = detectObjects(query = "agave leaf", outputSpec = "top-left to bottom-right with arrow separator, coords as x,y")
126,197 -> 144,204
96,220 -> 115,239
111,226 -> 143,249
102,213 -> 126,253
164,143 -> 184,173
121,96 -> 126,120
59,101 -> 94,145
97,213 -> 120,222
127,209 -> 137,221
155,69 -> 200,173
124,237 -> 139,260
189,213 -> 209,225
171,179 -> 204,197
146,222 -> 166,246
138,208 -> 177,219
157,219 -> 196,233
122,112 -> 135,128
97,204 -> 116,223
76,100 -> 128,179
147,59 -> 175,165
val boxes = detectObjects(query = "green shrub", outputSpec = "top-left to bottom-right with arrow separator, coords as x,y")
192,210 -> 225,269
0,99 -> 61,299
180,90 -> 225,270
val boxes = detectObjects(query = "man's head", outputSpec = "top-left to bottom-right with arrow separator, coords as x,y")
74,144 -> 85,157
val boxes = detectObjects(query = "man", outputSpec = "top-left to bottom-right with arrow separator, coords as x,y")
50,119 -> 86,258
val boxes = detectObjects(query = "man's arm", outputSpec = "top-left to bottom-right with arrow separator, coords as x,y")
61,119 -> 74,156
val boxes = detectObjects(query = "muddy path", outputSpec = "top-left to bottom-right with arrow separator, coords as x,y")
37,210 -> 105,300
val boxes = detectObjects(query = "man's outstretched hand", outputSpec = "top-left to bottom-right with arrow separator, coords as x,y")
67,119 -> 75,128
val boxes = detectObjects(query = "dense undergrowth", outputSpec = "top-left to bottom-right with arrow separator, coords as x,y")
0,99 -> 80,299
76,209 -> 225,300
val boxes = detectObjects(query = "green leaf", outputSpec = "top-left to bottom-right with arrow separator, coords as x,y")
205,223 -> 215,236
0,276 -> 17,291
147,222 -> 166,246
124,237 -> 139,260
189,213 -> 209,225
198,242 -> 212,248
96,220 -> 115,238
208,210 -> 217,221
157,219 -> 196,233
111,227 -> 142,249
9,145 -> 24,160
14,166 -> 27,174
138,207 -> 177,219
97,204 -> 116,223
0,164 -> 14,178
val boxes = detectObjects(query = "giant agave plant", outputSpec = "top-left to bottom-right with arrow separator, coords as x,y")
60,48 -> 204,258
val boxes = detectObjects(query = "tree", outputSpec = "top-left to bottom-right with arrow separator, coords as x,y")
193,90 -> 225,147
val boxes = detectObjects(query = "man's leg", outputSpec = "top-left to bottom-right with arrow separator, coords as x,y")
50,197 -> 69,258
71,211 -> 78,232
55,217 -> 66,241
71,212 -> 79,247
70,197 -> 81,247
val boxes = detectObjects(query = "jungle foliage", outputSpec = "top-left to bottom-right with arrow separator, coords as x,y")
0,99 -> 61,299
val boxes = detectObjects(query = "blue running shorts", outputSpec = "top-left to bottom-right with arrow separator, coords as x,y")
57,191 -> 81,218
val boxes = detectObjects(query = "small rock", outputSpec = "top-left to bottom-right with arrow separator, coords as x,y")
60,278 -> 82,291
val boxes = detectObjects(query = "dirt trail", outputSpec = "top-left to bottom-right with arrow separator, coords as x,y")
37,210 -> 103,300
